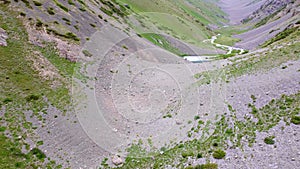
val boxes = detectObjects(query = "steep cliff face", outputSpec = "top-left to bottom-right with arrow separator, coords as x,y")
242,0 -> 296,23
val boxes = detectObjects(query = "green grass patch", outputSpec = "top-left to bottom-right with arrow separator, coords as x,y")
212,149 -> 226,159
214,35 -> 240,46
262,26 -> 299,47
0,4 -> 73,167
140,33 -> 185,56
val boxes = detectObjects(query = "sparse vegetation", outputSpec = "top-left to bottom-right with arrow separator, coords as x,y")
185,163 -> 218,169
33,0 -> 42,6
82,50 -> 92,57
47,7 -> 55,15
2,1 -> 300,168
262,26 -> 299,47
212,149 -> 226,159
291,115 -> 300,125
0,4 -> 74,167
140,33 -> 185,56
53,0 -> 69,12
264,136 -> 275,145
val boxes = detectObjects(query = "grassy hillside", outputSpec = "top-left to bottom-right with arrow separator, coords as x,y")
117,0 -> 227,51
0,4 -> 74,168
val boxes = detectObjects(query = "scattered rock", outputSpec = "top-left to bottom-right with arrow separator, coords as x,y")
176,120 -> 183,125
112,155 -> 123,166
0,27 -> 8,46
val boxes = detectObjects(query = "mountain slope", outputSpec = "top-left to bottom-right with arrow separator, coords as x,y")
0,0 -> 299,168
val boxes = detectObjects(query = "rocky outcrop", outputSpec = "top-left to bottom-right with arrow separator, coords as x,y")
242,0 -> 294,23
0,27 -> 8,46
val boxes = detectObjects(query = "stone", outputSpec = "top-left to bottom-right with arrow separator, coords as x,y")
0,28 -> 8,47
112,155 -> 123,166
176,120 -> 183,125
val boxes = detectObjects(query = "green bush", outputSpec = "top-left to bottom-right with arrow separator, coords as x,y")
264,136 -> 275,145
212,149 -> 226,159
291,116 -> 300,125
0,126 -> 6,132
26,94 -> 39,102
35,19 -> 43,27
33,0 -> 42,6
197,153 -> 203,158
30,148 -> 46,159
47,8 -> 55,15
3,98 -> 13,104
182,151 -> 194,158
68,0 -> 75,5
185,163 -> 218,169
54,0 -> 69,12
82,50 -> 92,57
262,27 -> 298,47
64,32 -> 80,41
21,0 -> 32,8
100,7 -> 113,16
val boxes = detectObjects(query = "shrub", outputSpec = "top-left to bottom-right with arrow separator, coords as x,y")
33,0 -> 42,6
37,140 -> 44,146
212,149 -> 226,159
100,7 -> 113,16
64,32 -> 80,41
30,148 -> 46,159
194,115 -> 200,120
182,151 -> 194,158
21,0 -> 32,8
82,50 -> 92,57
26,94 -> 39,102
90,23 -> 96,27
20,12 -> 26,17
79,7 -> 86,12
291,116 -> 300,125
35,19 -> 43,27
185,163 -> 218,169
47,8 -> 55,15
68,0 -> 75,5
3,98 -> 13,104
264,136 -> 275,145
0,126 -> 6,132
197,153 -> 202,158
54,1 -> 69,12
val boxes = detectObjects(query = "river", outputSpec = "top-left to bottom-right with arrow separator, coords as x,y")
184,34 -> 245,63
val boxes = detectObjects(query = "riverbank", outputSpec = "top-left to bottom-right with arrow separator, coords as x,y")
184,34 -> 245,63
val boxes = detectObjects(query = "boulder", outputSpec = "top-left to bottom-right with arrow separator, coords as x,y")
0,28 -> 8,46
112,155 -> 123,166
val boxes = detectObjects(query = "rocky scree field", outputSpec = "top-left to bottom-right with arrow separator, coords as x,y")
0,0 -> 299,169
